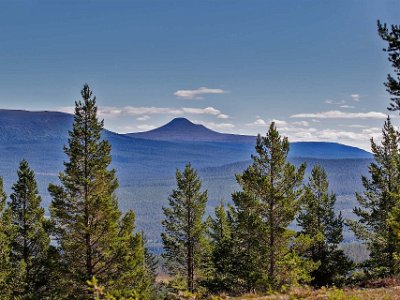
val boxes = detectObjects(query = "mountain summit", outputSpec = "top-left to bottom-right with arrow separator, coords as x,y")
126,117 -> 254,142
126,117 -> 372,159
150,118 -> 214,135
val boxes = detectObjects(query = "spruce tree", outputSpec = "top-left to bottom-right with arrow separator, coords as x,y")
207,202 -> 236,293
348,118 -> 400,277
161,163 -> 208,293
49,84 -> 152,299
298,165 -> 351,286
0,177 -> 12,299
378,21 -> 400,112
231,122 -> 308,291
9,159 -> 51,299
377,21 -> 400,275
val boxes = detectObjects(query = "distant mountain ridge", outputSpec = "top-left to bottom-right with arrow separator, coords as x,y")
0,109 -> 373,245
127,117 -> 371,159
127,117 -> 255,143
0,111 -> 372,159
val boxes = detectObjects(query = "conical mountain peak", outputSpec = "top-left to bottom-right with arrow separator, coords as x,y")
162,118 -> 205,131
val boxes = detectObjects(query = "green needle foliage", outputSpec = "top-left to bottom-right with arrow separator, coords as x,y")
231,122 -> 310,292
49,84 -> 153,299
378,21 -> 400,275
378,21 -> 400,112
298,165 -> 352,286
348,118 -> 400,277
0,177 -> 12,299
9,159 -> 51,299
161,163 -> 208,293
206,202 -> 237,293
347,22 -> 400,278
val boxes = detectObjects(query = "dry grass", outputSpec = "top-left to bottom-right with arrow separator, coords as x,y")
227,286 -> 400,300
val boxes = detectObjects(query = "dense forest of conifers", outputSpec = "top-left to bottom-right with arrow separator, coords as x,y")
0,21 -> 399,300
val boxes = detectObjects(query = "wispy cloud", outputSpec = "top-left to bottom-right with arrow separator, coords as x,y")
345,124 -> 368,128
271,119 -> 288,126
351,94 -> 361,101
56,106 -> 75,114
246,118 -> 308,128
325,99 -> 345,105
291,110 -> 387,119
181,107 -> 220,115
195,120 -> 235,130
277,126 -> 381,150
121,106 -> 182,116
137,124 -> 156,131
292,121 -> 309,126
137,115 -> 150,121
217,114 -> 229,119
339,105 -> 355,109
57,105 -> 226,117
174,87 -> 228,100
246,118 -> 267,126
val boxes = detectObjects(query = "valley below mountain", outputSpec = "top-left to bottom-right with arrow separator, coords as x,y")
0,109 -> 372,250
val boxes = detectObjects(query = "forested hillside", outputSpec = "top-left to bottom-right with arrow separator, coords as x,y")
0,110 -> 372,248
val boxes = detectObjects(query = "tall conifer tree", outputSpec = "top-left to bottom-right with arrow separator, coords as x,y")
161,163 -> 208,293
378,21 -> 400,112
377,22 -> 400,275
9,159 -> 51,299
348,118 -> 400,277
207,202 -> 236,293
0,177 -> 12,299
231,122 -> 308,291
298,165 -> 351,286
49,84 -> 152,299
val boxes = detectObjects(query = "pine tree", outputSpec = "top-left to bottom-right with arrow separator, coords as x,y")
348,118 -> 400,277
161,163 -> 208,293
378,21 -> 400,112
298,165 -> 352,286
9,159 -> 51,299
207,202 -> 237,293
377,21 -> 400,275
49,84 -> 152,299
231,122 -> 308,291
0,177 -> 12,299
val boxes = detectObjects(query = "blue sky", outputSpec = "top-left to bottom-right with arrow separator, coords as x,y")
0,0 -> 399,149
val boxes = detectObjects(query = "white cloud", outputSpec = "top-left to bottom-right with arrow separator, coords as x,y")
117,125 -> 137,132
56,106 -> 75,114
208,122 -> 235,130
246,119 -> 308,128
181,107 -> 221,115
58,105 -> 228,118
195,120 -> 235,130
137,115 -> 150,121
362,127 -> 381,134
351,94 -> 361,101
174,87 -> 228,100
345,124 -> 368,128
339,105 -> 355,109
137,124 -> 156,131
246,118 -> 267,126
292,121 -> 309,126
122,106 -> 182,116
325,99 -> 345,105
217,114 -> 229,119
291,110 -> 387,119
271,119 -> 288,126
97,107 -> 123,117
275,126 -> 381,150
240,115 -> 382,150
